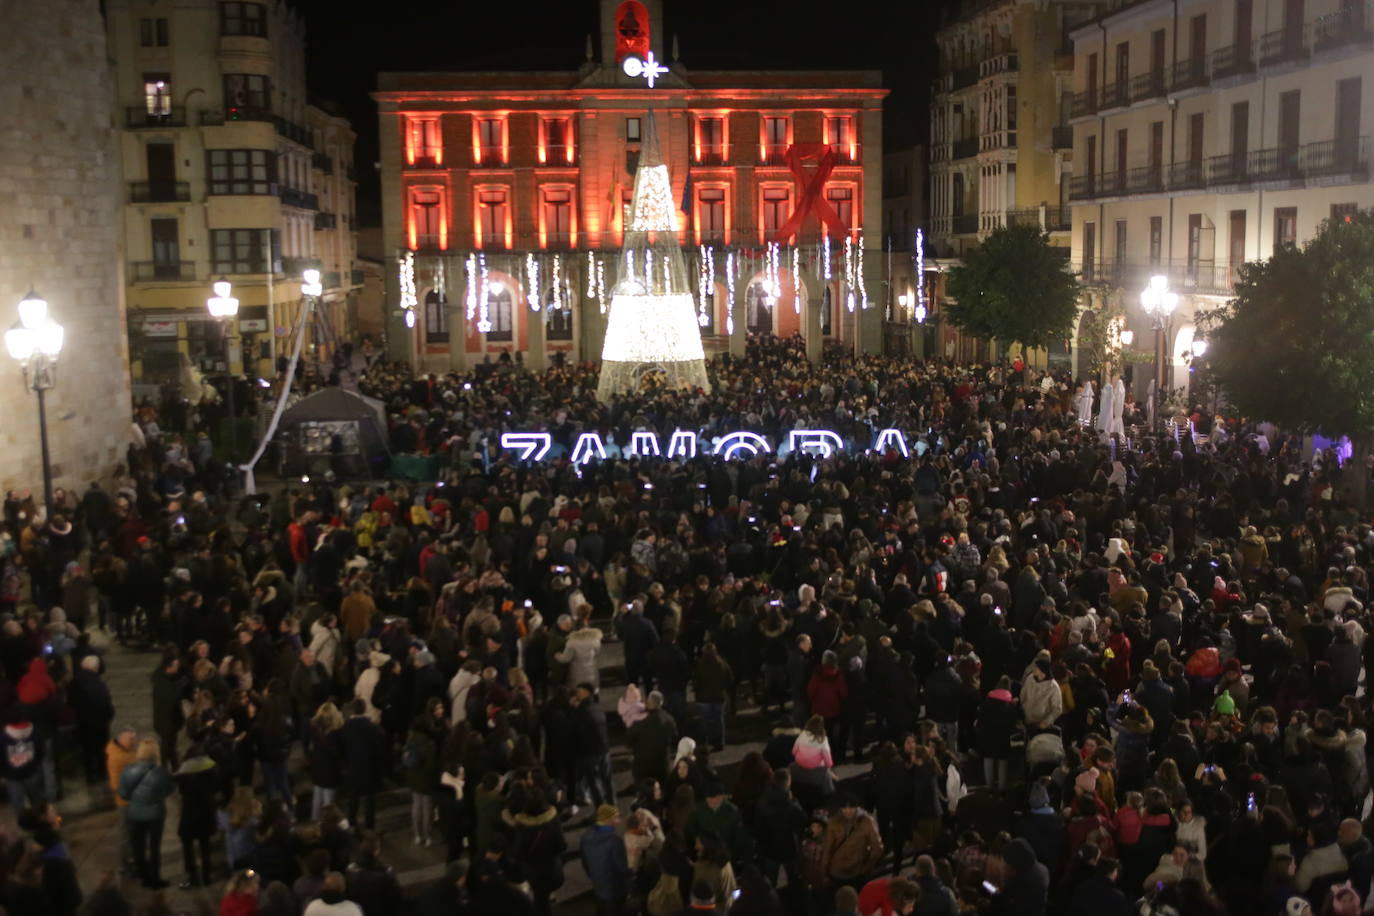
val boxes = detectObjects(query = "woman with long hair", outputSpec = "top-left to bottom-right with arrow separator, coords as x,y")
307,701 -> 346,821
118,738 -> 176,889
790,715 -> 835,810
174,741 -> 219,888
220,785 -> 262,872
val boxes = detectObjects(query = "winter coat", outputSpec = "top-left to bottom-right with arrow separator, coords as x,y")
1020,810 -> 1066,872
511,805 -> 566,893
806,665 -> 848,720
977,689 -> 1020,758
175,755 -> 219,838
308,724 -> 344,789
339,714 -> 388,793
556,627 -> 603,687
69,667 -> 114,733
1020,675 -> 1063,727
923,665 -> 965,722
307,620 -> 342,674
693,655 -> 734,705
753,783 -> 808,863
627,708 -> 678,782
402,716 -> 442,794
580,824 -> 629,902
998,837 -> 1050,916
118,760 -> 175,822
151,667 -> 184,734
0,722 -> 42,780
106,737 -> 138,806
820,810 -> 884,880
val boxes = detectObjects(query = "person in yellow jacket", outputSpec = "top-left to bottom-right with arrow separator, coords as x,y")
106,726 -> 139,873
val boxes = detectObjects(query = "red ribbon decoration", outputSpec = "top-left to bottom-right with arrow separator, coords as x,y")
770,143 -> 849,243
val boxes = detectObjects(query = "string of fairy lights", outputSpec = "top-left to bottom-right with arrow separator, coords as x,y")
397,231 -> 917,332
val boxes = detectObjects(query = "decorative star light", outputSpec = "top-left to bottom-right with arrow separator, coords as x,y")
622,51 -> 668,88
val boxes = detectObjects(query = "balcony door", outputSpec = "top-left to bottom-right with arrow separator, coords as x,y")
1235,0 -> 1252,50
1278,90 -> 1301,171
1336,78 -> 1362,167
151,218 -> 180,278
146,142 -> 176,201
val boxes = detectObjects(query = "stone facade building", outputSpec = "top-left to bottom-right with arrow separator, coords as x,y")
0,0 -> 134,495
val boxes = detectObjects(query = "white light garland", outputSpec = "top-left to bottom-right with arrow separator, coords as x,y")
551,254 -> 562,310
857,234 -> 868,310
464,253 -> 477,320
526,253 -> 540,312
629,164 -> 679,232
596,257 -> 606,313
914,228 -> 927,323
587,251 -> 596,298
725,251 -> 736,336
398,251 -> 417,323
822,235 -> 832,280
843,236 -> 855,312
769,242 -> 782,299
791,245 -> 801,314
662,254 -> 670,295
477,253 -> 491,332
697,245 -> 708,322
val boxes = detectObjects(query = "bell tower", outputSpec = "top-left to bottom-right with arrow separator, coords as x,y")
600,0 -> 664,70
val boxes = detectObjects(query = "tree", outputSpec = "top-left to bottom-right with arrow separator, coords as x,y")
943,223 -> 1081,357
1206,209 -> 1374,504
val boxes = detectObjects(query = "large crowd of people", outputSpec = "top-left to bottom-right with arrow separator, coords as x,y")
2,333 -> 1372,916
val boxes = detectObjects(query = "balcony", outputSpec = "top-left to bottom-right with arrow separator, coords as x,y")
697,146 -> 727,167
1052,126 -> 1074,150
1170,58 -> 1208,91
1169,160 -> 1205,189
275,115 -> 314,149
952,65 -> 980,90
1073,260 -> 1238,294
350,268 -> 365,286
1006,206 -> 1071,232
129,180 -> 190,203
931,72 -> 953,95
131,261 -> 194,282
1130,70 -> 1166,102
405,153 -> 441,170
981,130 -> 1016,152
1068,174 -> 1099,200
1260,26 -> 1309,65
127,106 -> 186,128
1206,152 -> 1250,185
200,106 -> 273,126
952,137 -> 978,160
311,152 -> 334,174
1070,90 -> 1098,119
1248,147 -> 1302,182
1211,42 -> 1257,79
1314,3 -> 1372,53
323,271 -> 341,290
314,212 -> 337,230
278,187 -> 319,210
1126,164 -> 1165,194
1300,136 -> 1370,179
951,214 -> 978,234
979,53 -> 1018,78
1100,81 -> 1127,110
761,145 -> 788,165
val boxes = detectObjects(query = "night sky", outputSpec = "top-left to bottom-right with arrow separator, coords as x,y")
296,0 -> 942,227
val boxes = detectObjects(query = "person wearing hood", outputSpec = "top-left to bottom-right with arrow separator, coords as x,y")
510,793 -> 565,916
18,802 -> 81,916
555,618 -> 604,688
626,689 -> 678,784
1021,781 -> 1065,873
994,836 -> 1049,916
618,682 -> 648,728
174,743 -> 218,888
806,649 -> 848,738
1020,658 -> 1062,728
303,872 -> 364,916
353,650 -> 389,722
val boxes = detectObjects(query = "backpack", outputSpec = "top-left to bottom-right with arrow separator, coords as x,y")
645,872 -> 681,916
401,732 -> 427,771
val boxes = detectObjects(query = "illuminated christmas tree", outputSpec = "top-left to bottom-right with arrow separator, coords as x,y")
596,112 -> 710,400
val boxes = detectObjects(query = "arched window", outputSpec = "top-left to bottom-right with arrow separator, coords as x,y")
745,279 -> 773,333
424,290 -> 448,343
487,284 -> 512,341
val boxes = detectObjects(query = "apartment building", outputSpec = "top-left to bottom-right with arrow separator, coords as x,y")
108,0 -> 362,383
928,0 -> 1095,363
1067,0 -> 1372,388
374,0 -> 886,371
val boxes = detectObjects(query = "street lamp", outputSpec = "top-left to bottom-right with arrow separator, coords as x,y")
207,277 -> 240,465
1191,337 -> 1207,357
1140,274 -> 1179,396
1119,328 -> 1135,347
5,291 -> 64,511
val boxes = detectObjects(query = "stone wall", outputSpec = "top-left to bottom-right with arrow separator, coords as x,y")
0,0 -> 132,496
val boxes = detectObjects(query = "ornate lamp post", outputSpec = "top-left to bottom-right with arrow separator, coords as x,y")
1139,274 -> 1179,396
5,292 -> 64,511
207,277 -> 240,463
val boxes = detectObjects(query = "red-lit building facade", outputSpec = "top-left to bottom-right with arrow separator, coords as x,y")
375,0 -> 886,370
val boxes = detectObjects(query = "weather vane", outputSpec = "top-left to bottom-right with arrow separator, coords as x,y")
622,50 -> 668,88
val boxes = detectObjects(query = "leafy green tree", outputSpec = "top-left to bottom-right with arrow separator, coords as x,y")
944,223 -> 1081,356
1206,209 -> 1374,504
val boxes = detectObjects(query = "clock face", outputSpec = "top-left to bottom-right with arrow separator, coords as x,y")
615,0 -> 650,63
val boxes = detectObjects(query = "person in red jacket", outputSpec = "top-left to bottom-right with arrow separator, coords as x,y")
806,650 -> 849,737
857,875 -> 919,916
